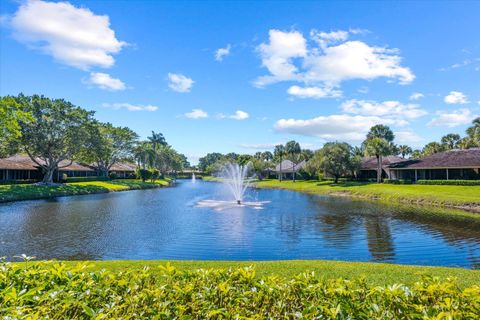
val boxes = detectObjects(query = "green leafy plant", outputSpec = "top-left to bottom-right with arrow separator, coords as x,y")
1,261 -> 479,318
417,179 -> 480,186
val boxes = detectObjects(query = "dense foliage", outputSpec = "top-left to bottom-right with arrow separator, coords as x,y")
1,261 -> 479,319
417,179 -> 480,186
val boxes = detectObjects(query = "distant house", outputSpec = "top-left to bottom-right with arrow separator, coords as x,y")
359,156 -> 406,180
0,155 -> 136,182
388,148 -> 480,181
274,159 -> 306,180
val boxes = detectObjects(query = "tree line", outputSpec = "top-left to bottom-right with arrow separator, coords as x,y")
198,119 -> 480,183
0,94 -> 189,184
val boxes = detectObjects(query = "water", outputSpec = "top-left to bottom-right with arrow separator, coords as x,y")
192,173 -> 196,183
0,180 -> 479,268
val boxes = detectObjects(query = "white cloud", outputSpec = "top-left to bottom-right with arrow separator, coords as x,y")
287,85 -> 342,99
215,44 -> 231,61
274,114 -> 396,142
254,29 -> 307,87
428,108 -> 476,127
87,72 -> 126,91
394,131 -> 424,144
444,91 -> 468,104
9,0 -> 125,70
341,99 -> 427,120
102,103 -> 158,112
239,143 -> 277,149
409,92 -> 424,101
229,110 -> 249,120
255,29 -> 414,92
185,109 -> 208,119
168,73 -> 194,93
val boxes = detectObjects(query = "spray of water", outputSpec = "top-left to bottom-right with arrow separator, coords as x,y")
219,162 -> 252,204
196,161 -> 269,211
192,173 -> 196,183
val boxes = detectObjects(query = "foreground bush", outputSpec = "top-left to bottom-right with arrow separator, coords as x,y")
417,179 -> 480,186
65,176 -> 110,183
1,261 -> 479,319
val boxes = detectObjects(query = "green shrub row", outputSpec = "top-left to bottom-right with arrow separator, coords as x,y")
0,179 -> 37,185
65,176 -> 110,183
1,261 -> 479,318
417,179 -> 480,186
384,178 -> 412,184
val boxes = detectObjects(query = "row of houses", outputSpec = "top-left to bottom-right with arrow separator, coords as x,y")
0,155 -> 136,182
273,148 -> 480,181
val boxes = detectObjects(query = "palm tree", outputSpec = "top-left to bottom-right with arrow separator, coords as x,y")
261,151 -> 273,161
365,138 -> 392,183
466,117 -> 480,147
285,140 -> 301,182
441,133 -> 461,150
274,144 -> 286,182
134,141 -> 155,169
147,131 -> 167,151
422,142 -> 444,156
364,125 -> 395,183
397,145 -> 412,159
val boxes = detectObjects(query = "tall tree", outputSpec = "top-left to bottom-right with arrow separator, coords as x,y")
15,95 -> 93,184
134,141 -> 155,169
364,138 -> 393,183
441,133 -> 461,150
364,125 -> 395,183
0,96 -> 34,157
317,142 -> 353,183
147,131 -> 167,151
466,117 -> 480,147
274,144 -> 286,181
81,122 -> 138,176
397,145 -> 412,159
422,142 -> 444,156
261,151 -> 273,161
285,140 -> 301,182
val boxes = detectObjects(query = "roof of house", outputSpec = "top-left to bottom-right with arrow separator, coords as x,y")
110,162 -> 136,172
274,159 -> 306,173
0,155 -> 94,171
388,148 -> 480,169
360,156 -> 406,170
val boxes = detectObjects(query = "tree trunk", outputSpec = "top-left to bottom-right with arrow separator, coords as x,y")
41,165 -> 55,184
279,159 -> 282,182
376,154 -> 382,183
334,175 -> 338,184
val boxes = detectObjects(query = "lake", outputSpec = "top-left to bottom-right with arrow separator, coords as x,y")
1,180 -> 479,268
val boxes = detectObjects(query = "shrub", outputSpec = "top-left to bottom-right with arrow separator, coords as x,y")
384,178 -> 412,184
66,176 -> 110,183
61,173 -> 68,182
108,172 -> 118,180
0,179 -> 37,185
136,168 -> 152,182
0,261 -> 479,318
417,179 -> 480,186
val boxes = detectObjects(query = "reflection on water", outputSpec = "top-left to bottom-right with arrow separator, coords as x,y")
0,180 -> 479,268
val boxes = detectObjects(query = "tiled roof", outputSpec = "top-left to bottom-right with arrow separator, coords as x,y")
110,162 -> 136,171
388,148 -> 480,169
360,156 -> 406,170
0,155 -> 94,171
274,159 -> 306,173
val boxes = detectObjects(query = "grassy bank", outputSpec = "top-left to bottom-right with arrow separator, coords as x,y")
56,259 -> 480,287
255,179 -> 480,214
0,179 -> 171,203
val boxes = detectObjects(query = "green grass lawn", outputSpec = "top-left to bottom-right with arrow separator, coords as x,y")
255,179 -> 480,213
39,260 -> 480,287
0,179 -> 170,203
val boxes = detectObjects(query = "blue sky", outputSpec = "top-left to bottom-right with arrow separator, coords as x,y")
1,0 -> 479,164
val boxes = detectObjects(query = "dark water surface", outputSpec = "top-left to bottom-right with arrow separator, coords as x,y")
1,180 -> 479,268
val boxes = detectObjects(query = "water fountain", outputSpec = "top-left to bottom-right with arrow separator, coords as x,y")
196,162 -> 269,211
192,172 -> 196,183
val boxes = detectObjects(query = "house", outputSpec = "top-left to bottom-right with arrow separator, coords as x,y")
274,159 -> 306,180
359,156 -> 406,180
0,154 -> 136,182
388,148 -> 480,181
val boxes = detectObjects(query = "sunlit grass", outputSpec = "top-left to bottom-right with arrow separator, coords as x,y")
0,179 -> 170,202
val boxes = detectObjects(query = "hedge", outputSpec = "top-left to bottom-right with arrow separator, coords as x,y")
65,176 -> 110,183
0,179 -> 37,185
417,179 -> 480,186
1,261 -> 479,318
384,178 -> 412,184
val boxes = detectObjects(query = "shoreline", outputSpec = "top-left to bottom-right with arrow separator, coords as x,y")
0,179 -> 172,204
